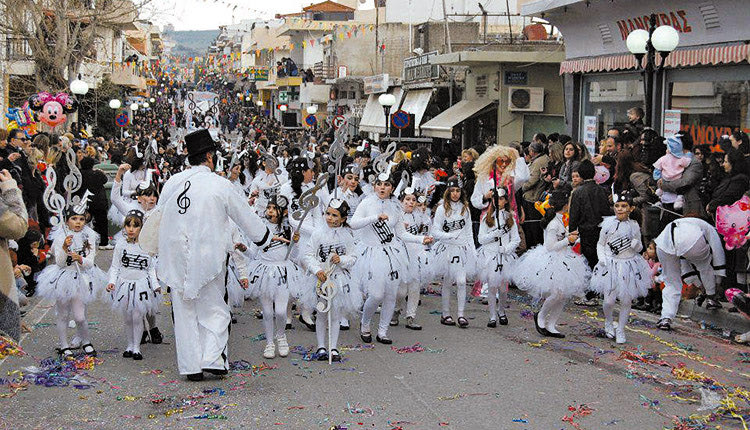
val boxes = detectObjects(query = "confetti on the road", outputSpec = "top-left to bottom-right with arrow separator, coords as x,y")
345,402 -> 374,416
0,336 -> 25,359
562,404 -> 594,430
392,343 -> 424,354
512,418 -> 528,423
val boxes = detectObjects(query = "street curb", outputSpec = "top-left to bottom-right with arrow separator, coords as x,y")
677,300 -> 750,333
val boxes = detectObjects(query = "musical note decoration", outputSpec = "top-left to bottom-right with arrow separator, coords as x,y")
327,119 -> 349,198
42,168 -> 66,226
285,172 -> 330,259
42,148 -> 88,227
177,181 -> 192,214
373,141 -> 397,178
258,144 -> 282,184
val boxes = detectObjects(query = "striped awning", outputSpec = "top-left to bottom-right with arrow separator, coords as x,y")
560,43 -> 750,75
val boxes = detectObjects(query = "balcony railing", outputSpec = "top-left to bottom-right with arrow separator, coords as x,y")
314,61 -> 335,80
6,37 -> 32,61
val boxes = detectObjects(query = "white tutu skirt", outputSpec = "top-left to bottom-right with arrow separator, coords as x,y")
477,247 -> 517,286
431,242 -> 477,281
512,245 -> 591,300
108,205 -> 125,226
589,256 -> 651,301
36,265 -> 107,304
307,270 -> 363,318
353,242 -> 414,297
405,244 -> 433,285
246,260 -> 311,302
108,277 -> 161,315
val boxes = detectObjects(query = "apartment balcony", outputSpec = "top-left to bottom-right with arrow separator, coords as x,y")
313,61 -> 335,80
6,37 -> 32,61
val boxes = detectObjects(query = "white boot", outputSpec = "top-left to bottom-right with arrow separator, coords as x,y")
615,327 -> 627,344
604,320 -> 615,339
263,343 -> 276,359
276,336 -> 290,357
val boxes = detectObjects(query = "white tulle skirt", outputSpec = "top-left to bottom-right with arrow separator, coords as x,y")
108,277 -> 160,315
589,256 -> 651,301
431,242 -> 477,281
477,247 -> 517,286
246,260 -> 312,302
352,242 -> 414,297
302,269 -> 363,318
36,265 -> 107,304
405,244 -> 433,285
108,205 -> 125,226
512,245 -> 591,300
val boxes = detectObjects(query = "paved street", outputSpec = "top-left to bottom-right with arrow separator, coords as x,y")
1,250 -> 749,430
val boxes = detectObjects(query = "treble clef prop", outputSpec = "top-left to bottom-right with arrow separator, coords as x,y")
373,141 -> 397,178
285,172 -> 330,259
42,168 -> 66,226
62,148 -> 82,200
315,261 -> 338,365
327,121 -> 349,198
258,145 -> 282,184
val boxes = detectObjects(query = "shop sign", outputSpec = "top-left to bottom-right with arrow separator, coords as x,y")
364,74 -> 389,95
583,116 -> 598,156
680,123 -> 750,148
248,68 -> 269,81
616,10 -> 692,40
504,71 -> 528,86
403,51 -> 439,83
663,110 -> 681,137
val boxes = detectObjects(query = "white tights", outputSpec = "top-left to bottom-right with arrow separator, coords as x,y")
55,298 -> 90,349
537,289 -> 567,334
441,274 -> 467,318
260,290 -> 289,345
602,292 -> 631,333
487,282 -> 508,319
361,281 -> 398,337
123,309 -> 145,354
396,281 -> 420,319
316,308 -> 342,350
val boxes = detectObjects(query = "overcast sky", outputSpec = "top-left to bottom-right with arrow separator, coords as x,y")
147,0 -> 375,31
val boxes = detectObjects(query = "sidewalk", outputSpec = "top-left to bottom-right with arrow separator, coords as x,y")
677,299 -> 750,334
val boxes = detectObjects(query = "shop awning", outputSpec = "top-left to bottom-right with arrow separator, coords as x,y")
398,89 -> 433,135
560,43 -> 750,75
358,88 -> 404,134
421,99 -> 495,139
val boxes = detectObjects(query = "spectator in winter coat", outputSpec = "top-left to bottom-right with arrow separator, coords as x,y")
78,157 -> 110,248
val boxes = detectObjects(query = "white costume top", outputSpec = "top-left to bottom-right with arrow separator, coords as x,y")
109,241 -> 158,283
156,165 -> 273,300
302,223 -> 356,275
596,217 -> 643,261
121,169 -> 146,201
110,180 -> 156,223
478,211 -> 521,254
280,181 -> 323,239
470,160 -> 530,210
52,227 -> 97,271
349,195 -> 423,247
431,202 -> 473,246
249,170 -> 288,210
654,217 -> 726,276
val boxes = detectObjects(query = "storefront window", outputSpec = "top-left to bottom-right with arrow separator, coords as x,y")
668,80 -> 750,147
582,74 -> 644,141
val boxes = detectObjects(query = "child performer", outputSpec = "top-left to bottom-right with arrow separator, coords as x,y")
303,199 -> 361,361
246,195 -> 310,359
589,191 -> 650,343
431,177 -> 476,329
37,203 -> 107,357
106,210 -> 161,360
513,189 -> 591,338
477,186 -> 520,327
350,172 -> 433,344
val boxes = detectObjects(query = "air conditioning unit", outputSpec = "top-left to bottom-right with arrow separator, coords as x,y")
508,87 -> 544,112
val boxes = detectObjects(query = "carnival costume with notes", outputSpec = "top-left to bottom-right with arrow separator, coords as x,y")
477,210 -> 520,287
431,201 -> 477,282
108,178 -> 156,246
107,239 -> 161,315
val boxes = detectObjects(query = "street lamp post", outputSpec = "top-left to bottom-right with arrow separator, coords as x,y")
378,93 -> 396,140
109,99 -> 122,139
307,105 -> 318,132
70,74 -> 89,134
626,14 -> 679,128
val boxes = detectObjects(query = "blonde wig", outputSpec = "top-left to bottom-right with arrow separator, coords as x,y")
473,145 -> 519,182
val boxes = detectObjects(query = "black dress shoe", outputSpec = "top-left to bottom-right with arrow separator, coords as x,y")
545,331 -> 565,338
316,347 -> 328,361
122,350 -> 133,358
339,324 -> 350,331
533,312 -> 546,335
132,352 -> 143,360
487,320 -> 497,328
203,368 -> 228,376
186,372 -> 204,381
285,323 -> 293,330
657,318 -> 672,331
299,314 -> 316,331
330,349 -> 341,362
140,330 -> 149,345
360,332 -> 372,343
705,298 -> 722,310
498,315 -> 509,326
376,335 -> 393,344
149,327 -> 163,344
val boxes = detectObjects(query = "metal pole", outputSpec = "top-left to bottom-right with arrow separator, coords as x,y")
644,13 -> 657,128
441,0 -> 452,53
375,4 -> 380,73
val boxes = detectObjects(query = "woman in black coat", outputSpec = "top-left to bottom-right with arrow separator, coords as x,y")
78,156 -> 110,247
707,149 -> 749,216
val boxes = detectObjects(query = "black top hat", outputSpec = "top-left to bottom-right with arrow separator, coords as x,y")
185,129 -> 218,158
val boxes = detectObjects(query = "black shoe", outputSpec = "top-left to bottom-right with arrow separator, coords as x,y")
330,349 -> 341,362
390,310 -> 400,326
457,317 -> 469,328
140,330 -> 149,345
696,293 -> 707,307
360,332 -> 372,343
534,312 -> 546,336
705,298 -> 722,310
405,317 -> 422,330
149,327 -> 163,344
545,331 -> 566,339
316,347 -> 328,361
487,320 -> 497,328
498,315 -> 508,326
81,343 -> 97,357
186,372 -> 204,381
657,318 -> 672,331
132,352 -> 143,360
339,324 -> 350,331
122,350 -> 133,358
254,310 -> 263,319
728,306 -> 739,313
376,335 -> 392,344
232,316 -> 238,324
203,368 -> 228,376
285,323 -> 293,330
299,314 -> 316,331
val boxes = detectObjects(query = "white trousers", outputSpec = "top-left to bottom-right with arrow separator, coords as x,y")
658,239 -> 716,320
171,275 -> 230,375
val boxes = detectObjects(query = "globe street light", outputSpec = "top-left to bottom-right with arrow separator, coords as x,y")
626,15 -> 679,127
279,104 -> 288,112
130,103 -> 139,111
378,93 -> 396,138
149,97 -> 155,103
143,102 -> 150,109
109,99 -> 122,109
70,75 -> 89,131
257,100 -> 264,107
307,105 -> 318,115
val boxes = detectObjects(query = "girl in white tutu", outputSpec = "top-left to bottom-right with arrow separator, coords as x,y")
303,199 -> 361,362
513,189 -> 591,338
477,186 -> 520,327
350,171 -> 433,344
106,210 -> 161,360
37,207 -> 107,357
393,187 -> 432,330
246,195 -> 310,359
589,191 -> 650,344
431,176 -> 476,329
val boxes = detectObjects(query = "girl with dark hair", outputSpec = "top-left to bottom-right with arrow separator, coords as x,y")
513,189 -> 591,338
557,142 -> 581,185
707,148 -> 750,216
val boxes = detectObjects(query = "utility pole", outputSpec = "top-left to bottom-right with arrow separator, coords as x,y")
375,2 -> 380,73
441,0 -> 452,53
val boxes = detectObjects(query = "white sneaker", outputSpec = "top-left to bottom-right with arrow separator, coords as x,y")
604,321 -> 615,339
277,336 -> 289,357
615,327 -> 626,344
70,335 -> 82,348
68,320 -> 76,328
263,343 -> 276,359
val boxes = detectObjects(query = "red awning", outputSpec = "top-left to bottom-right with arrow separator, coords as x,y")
560,43 -> 750,75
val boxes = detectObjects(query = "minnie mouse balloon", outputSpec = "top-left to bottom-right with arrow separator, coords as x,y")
716,195 -> 750,250
28,92 -> 78,129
